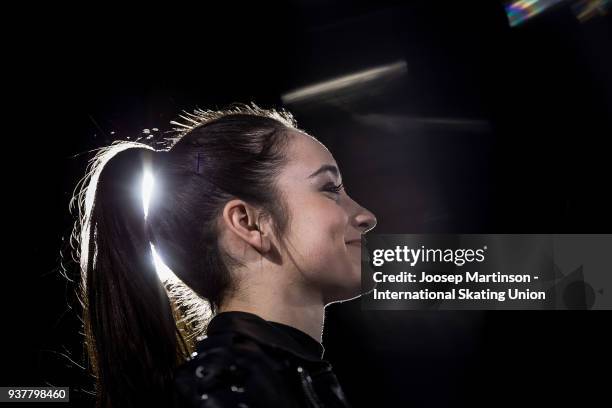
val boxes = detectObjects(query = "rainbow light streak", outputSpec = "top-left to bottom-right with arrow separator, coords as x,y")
505,0 -> 566,26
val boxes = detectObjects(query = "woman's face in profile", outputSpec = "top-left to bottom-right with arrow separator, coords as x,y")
275,131 -> 377,304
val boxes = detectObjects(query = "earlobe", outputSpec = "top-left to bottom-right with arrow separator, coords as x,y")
249,218 -> 273,253
253,225 -> 271,253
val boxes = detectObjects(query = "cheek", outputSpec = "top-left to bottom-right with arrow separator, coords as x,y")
285,200 -> 362,302
289,199 -> 348,269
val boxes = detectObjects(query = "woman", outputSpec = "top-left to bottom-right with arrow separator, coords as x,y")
74,104 -> 377,407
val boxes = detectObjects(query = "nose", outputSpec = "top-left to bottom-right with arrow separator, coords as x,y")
353,203 -> 377,235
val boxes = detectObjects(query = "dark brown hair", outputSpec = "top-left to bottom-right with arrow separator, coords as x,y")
71,104 -> 299,407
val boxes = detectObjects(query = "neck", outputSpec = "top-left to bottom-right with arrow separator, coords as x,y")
219,297 -> 325,343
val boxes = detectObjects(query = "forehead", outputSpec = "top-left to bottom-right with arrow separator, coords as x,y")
283,131 -> 338,178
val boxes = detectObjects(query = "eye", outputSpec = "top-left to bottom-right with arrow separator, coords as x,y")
323,182 -> 344,195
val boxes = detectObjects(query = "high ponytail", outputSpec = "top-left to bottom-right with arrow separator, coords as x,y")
76,142 -> 186,408
72,104 -> 301,407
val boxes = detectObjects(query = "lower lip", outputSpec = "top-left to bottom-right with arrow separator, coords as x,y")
346,242 -> 361,246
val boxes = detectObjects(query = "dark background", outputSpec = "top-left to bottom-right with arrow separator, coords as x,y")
3,1 -> 611,406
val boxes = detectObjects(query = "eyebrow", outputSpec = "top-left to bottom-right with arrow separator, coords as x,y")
307,164 -> 342,180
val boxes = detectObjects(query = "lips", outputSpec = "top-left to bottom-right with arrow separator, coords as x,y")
345,238 -> 370,263
346,235 -> 366,245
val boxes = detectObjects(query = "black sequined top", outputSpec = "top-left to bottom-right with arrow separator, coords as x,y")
174,311 -> 352,408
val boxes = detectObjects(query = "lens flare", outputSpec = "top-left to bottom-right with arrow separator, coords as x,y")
142,168 -> 154,219
140,165 -> 176,282
505,0 -> 565,27
150,244 -> 175,282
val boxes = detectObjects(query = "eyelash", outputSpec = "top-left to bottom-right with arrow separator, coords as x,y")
324,182 -> 344,194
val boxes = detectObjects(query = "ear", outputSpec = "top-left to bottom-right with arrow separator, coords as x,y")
221,199 -> 271,253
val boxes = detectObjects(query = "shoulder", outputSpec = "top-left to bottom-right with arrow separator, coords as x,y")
173,333 -> 302,408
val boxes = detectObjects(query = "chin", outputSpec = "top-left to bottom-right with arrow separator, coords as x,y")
324,279 -> 364,305
325,291 -> 363,306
